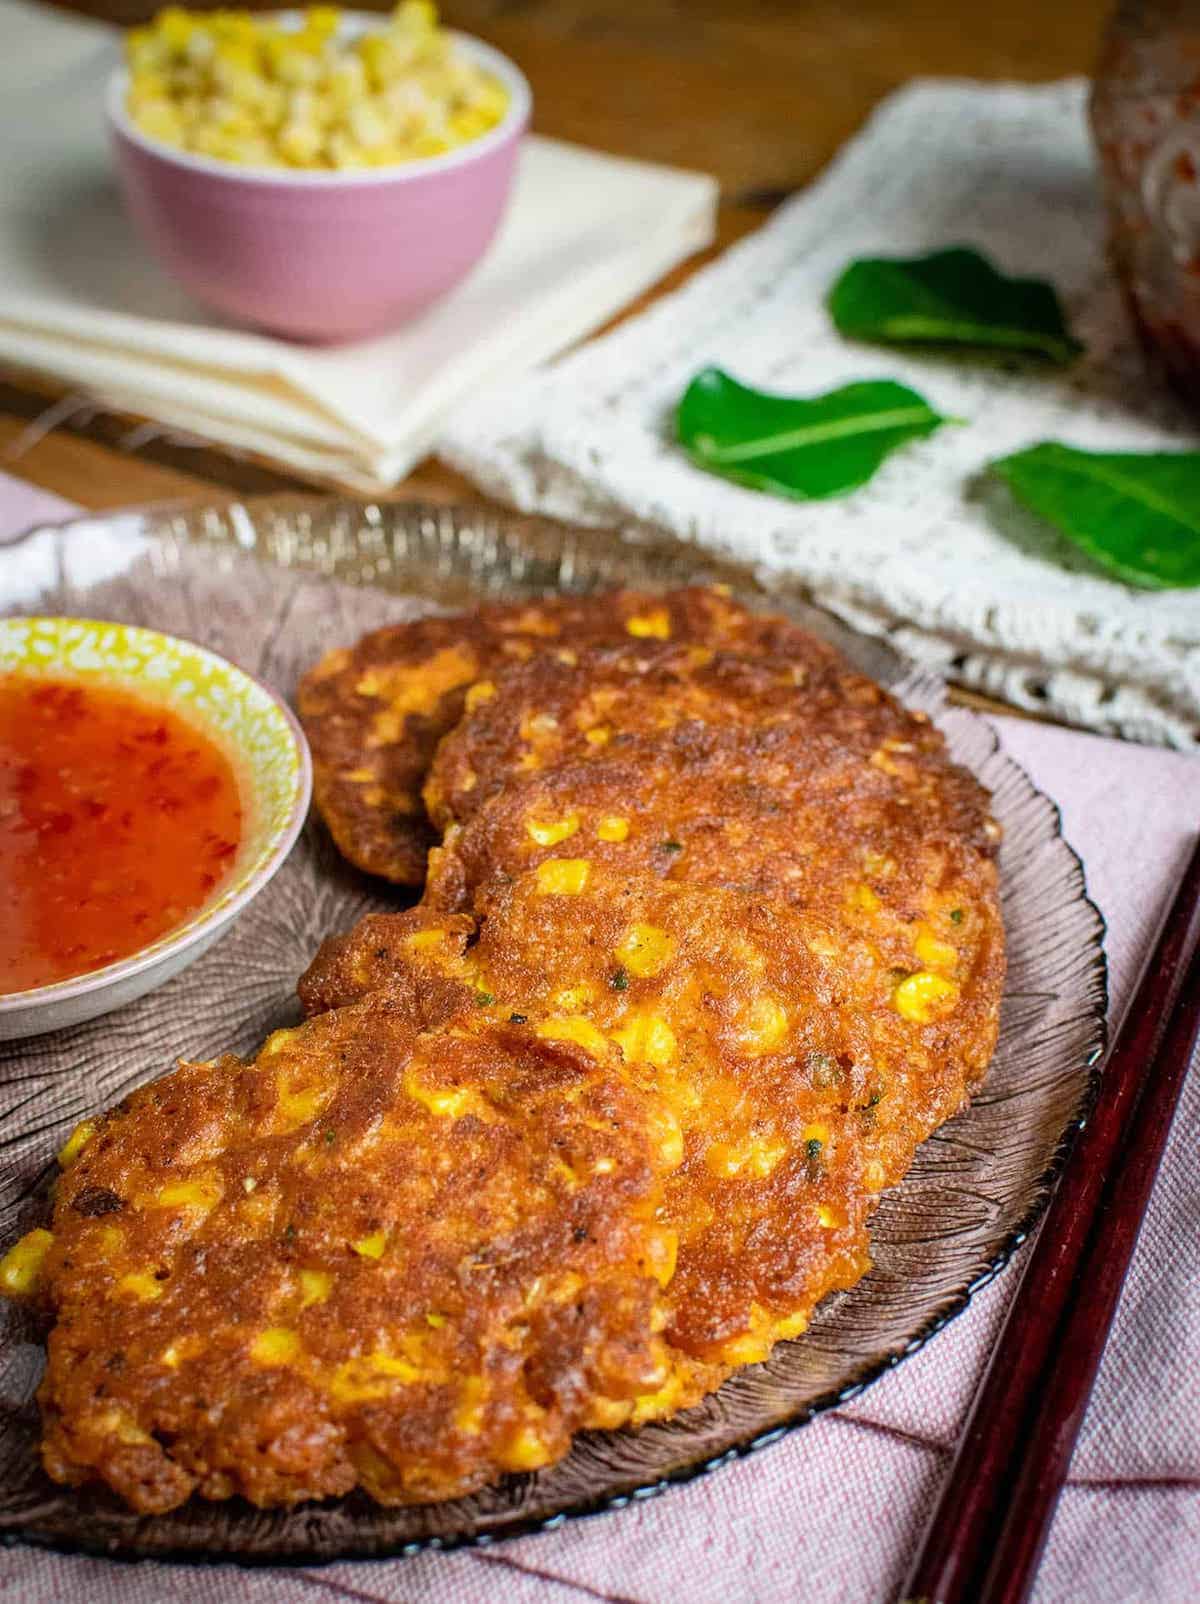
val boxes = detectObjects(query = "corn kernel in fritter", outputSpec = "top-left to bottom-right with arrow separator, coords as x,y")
893,971 -> 961,1022
535,858 -> 591,895
57,1121 -> 96,1169
526,812 -> 580,847
0,1229 -> 53,1299
614,922 -> 676,979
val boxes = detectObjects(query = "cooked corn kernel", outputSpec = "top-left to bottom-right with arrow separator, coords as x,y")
718,1329 -> 773,1367
358,648 -> 475,710
614,922 -> 676,979
550,982 -> 596,1011
125,4 -> 510,171
706,1137 -> 786,1179
352,1230 -> 388,1259
252,1326 -> 301,1365
92,1407 -> 155,1447
625,608 -> 671,639
584,725 -> 612,747
630,1370 -> 692,1425
863,850 -> 897,879
647,1103 -> 684,1169
331,1352 -> 420,1401
817,1203 -> 847,1229
586,1396 -> 636,1430
261,1025 -> 302,1057
645,1226 -> 678,1288
894,970 -> 961,1023
612,1013 -> 677,1068
869,748 -> 904,777
0,1229 -> 54,1299
274,1082 -> 328,1129
464,679 -> 496,711
406,926 -> 448,952
498,1420 -> 555,1471
455,1375 -> 488,1434
57,1120 -> 97,1169
737,996 -> 789,1054
118,1271 -> 165,1301
403,1070 -> 479,1119
535,857 -> 591,895
526,812 -> 581,847
536,1015 -> 610,1059
773,1310 -> 810,1340
914,930 -> 959,972
596,814 -> 629,842
299,1269 -> 332,1307
153,1175 -> 223,1213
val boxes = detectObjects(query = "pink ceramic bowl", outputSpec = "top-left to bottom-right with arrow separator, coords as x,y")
106,19 -> 530,343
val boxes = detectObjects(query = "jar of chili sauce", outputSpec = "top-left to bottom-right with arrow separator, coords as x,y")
1091,0 -> 1200,399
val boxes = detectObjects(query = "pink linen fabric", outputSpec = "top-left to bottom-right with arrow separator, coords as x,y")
0,474 -> 78,545
0,470 -> 1196,1604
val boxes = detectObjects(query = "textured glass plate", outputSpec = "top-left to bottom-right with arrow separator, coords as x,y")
0,496 -> 1107,1564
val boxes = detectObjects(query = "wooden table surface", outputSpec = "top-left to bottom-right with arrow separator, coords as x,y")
2,1 -> 1106,718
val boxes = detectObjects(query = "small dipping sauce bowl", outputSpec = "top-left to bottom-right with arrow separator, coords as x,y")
0,617 -> 311,1040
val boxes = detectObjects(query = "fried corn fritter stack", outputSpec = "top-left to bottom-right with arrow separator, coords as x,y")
20,997 -> 699,1514
297,587 -> 837,883
2,586 -> 1005,1515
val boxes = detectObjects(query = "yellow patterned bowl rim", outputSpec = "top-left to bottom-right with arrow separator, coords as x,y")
0,616 -> 312,1013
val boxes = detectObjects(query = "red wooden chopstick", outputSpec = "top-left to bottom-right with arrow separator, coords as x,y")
900,832 -> 1200,1604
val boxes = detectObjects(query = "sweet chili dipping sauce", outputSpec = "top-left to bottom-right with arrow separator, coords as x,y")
0,676 -> 243,994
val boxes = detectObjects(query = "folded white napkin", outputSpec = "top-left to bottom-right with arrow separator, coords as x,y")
0,0 -> 717,489
441,79 -> 1200,749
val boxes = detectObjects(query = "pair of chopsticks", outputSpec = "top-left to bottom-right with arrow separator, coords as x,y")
900,833 -> 1200,1604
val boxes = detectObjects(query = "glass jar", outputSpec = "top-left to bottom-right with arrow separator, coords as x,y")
1091,0 -> 1200,399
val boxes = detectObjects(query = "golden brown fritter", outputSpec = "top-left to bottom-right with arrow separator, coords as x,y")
21,995 -> 702,1513
423,636 -> 977,839
422,738 -> 996,942
418,639 -> 999,971
297,587 -> 837,883
300,861 -> 1004,1368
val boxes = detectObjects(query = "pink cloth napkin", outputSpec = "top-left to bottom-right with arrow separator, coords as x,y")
0,473 -> 77,544
0,469 -> 1197,1604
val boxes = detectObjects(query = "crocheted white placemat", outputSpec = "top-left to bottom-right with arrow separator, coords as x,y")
440,79 -> 1200,749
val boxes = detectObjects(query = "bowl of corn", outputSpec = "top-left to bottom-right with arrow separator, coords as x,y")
107,4 -> 531,341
